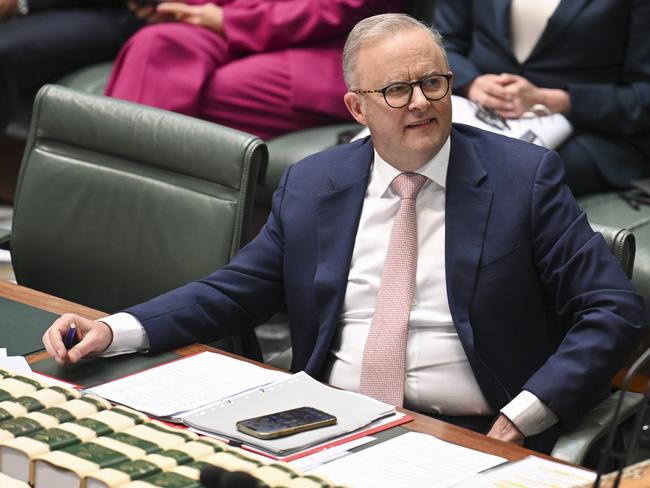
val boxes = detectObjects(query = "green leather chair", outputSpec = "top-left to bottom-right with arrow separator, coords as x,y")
552,224 -> 645,466
2,84 -> 266,360
578,193 -> 650,306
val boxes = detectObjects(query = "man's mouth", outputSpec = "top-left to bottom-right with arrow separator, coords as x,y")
406,118 -> 434,128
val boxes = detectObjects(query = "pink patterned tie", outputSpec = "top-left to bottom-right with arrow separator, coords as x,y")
359,172 -> 428,406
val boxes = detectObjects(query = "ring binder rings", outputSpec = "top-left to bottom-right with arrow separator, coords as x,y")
84,353 -> 411,460
183,372 -> 399,457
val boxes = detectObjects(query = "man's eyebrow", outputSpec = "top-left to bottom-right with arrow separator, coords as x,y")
383,69 -> 445,85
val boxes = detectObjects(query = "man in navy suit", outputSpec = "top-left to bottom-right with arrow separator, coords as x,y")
435,0 -> 650,197
0,0 -> 141,136
43,13 -> 648,453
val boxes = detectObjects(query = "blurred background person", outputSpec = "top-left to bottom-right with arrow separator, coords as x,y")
435,0 -> 650,197
105,0 -> 403,140
0,0 -> 142,137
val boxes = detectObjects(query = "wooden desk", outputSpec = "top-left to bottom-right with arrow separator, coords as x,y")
2,280 -> 550,463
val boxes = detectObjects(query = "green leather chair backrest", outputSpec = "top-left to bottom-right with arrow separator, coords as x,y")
11,85 -> 266,327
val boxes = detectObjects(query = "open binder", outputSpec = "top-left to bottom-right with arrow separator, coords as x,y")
86,352 -> 410,460
183,372 -> 398,457
450,95 -> 573,149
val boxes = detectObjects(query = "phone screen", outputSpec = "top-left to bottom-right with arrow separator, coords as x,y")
236,406 -> 337,440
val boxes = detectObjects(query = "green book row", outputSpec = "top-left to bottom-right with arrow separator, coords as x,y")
0,367 -> 344,488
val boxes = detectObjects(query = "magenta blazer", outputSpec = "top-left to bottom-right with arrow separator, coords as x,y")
184,0 -> 404,118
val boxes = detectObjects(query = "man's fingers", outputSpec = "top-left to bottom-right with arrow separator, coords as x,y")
43,315 -> 74,363
42,331 -> 65,364
67,341 -> 91,363
42,313 -> 107,364
68,322 -> 113,363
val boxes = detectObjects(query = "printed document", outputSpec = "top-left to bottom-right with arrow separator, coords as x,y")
454,455 -> 596,487
310,432 -> 506,488
87,351 -> 288,418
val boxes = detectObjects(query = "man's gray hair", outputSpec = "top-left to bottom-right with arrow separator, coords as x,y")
343,13 -> 448,90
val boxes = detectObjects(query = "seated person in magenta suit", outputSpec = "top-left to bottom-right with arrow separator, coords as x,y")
0,0 -> 141,137
43,14 -> 648,454
434,0 -> 650,197
103,0 -> 403,140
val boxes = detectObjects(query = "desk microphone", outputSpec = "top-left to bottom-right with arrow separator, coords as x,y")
199,466 -> 263,488
593,347 -> 650,488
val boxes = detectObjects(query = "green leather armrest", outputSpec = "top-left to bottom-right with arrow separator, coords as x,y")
551,391 -> 644,465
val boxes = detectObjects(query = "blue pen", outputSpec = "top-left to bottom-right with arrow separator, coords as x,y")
65,324 -> 78,350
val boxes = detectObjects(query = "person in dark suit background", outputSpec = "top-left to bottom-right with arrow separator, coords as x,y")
0,0 -> 141,136
43,13 -> 647,454
435,0 -> 650,197
104,0 -> 403,140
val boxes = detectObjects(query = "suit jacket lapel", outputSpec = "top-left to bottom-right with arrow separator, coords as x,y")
527,0 -> 591,60
492,0 -> 515,57
307,139 -> 372,372
445,128 -> 493,352
445,129 -> 514,408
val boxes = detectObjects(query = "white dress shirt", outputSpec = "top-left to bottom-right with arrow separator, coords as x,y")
323,139 -> 495,416
102,137 -> 558,436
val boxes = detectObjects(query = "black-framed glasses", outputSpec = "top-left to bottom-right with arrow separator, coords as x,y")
353,73 -> 452,108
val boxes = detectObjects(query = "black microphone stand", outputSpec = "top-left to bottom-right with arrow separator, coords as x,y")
593,347 -> 650,488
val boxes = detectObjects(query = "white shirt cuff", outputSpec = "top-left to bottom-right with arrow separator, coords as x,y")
99,312 -> 150,357
500,390 -> 559,437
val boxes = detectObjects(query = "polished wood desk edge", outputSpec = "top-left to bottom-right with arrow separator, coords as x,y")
0,281 -> 104,320
5,281 -> 566,465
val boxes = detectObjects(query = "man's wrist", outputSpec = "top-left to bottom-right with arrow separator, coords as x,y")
487,413 -> 525,444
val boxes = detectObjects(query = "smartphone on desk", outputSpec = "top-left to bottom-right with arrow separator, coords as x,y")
236,406 -> 337,440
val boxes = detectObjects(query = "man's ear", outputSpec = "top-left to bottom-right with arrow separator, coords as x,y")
344,92 -> 367,126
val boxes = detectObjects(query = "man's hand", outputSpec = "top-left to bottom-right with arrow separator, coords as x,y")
155,2 -> 224,33
486,414 -> 525,445
42,313 -> 114,365
0,0 -> 18,19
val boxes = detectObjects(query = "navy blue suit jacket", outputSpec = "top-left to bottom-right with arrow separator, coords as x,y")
128,125 -> 647,430
435,0 -> 650,187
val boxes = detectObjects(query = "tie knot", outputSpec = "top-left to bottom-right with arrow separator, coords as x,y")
391,172 -> 428,200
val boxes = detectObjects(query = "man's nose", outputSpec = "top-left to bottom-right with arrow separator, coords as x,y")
408,84 -> 429,110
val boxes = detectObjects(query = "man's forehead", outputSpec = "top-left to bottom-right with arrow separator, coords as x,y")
355,31 -> 446,83
358,57 -> 446,86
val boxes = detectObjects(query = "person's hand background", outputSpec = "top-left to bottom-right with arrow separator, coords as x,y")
127,1 -> 173,23
155,2 -> 224,33
42,313 -> 114,365
126,1 -> 223,33
467,73 -> 570,118
0,0 -> 18,20
466,73 -> 512,113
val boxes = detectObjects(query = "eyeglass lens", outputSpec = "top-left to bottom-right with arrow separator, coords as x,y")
384,75 -> 449,108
